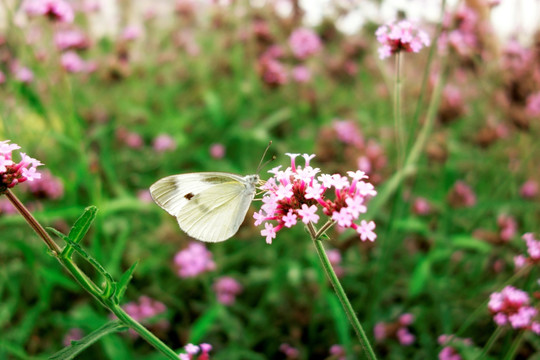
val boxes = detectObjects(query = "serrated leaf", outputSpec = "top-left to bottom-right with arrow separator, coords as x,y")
409,256 -> 431,297
48,321 -> 127,360
68,206 -> 98,245
115,261 -> 139,303
188,305 -> 220,344
451,235 -> 493,253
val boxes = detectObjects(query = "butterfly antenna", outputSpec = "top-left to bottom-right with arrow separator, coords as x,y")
256,141 -> 274,174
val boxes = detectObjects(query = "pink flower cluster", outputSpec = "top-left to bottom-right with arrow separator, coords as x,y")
288,28 -> 322,60
448,180 -> 476,208
375,20 -> 430,59
116,296 -> 168,337
279,343 -> 299,359
438,334 -> 473,360
174,242 -> 216,278
329,345 -> 346,360
374,313 -> 416,346
55,30 -> 89,51
213,276 -> 242,305
1,140 -> 42,192
514,233 -> 540,269
526,92 -> 540,117
497,214 -> 517,242
180,343 -> 212,360
254,153 -> 377,244
23,0 -> 74,23
61,51 -> 95,73
488,285 -> 540,333
24,169 -> 64,199
438,6 -> 478,57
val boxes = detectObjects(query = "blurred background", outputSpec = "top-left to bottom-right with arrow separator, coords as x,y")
1,0 -> 539,359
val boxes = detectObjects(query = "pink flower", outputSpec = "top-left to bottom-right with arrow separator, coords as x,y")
412,197 -> 431,215
488,285 -> 539,332
497,214 -> 517,241
279,343 -> 300,359
63,328 -> 83,347
438,334 -> 473,360
526,92 -> 540,117
255,153 -> 377,244
180,342 -> 212,360
399,313 -> 414,326
121,26 -> 142,41
1,141 -> 42,191
13,65 -> 34,83
24,169 -> 63,199
373,322 -> 386,340
520,180 -> 538,199
333,119 -> 364,148
376,20 -> 430,59
174,242 -> 216,278
0,70 -> 5,84
397,327 -> 415,346
288,28 -> 322,60
153,134 -> 176,153
327,249 -> 344,277
61,51 -> 88,73
24,0 -> 74,23
291,66 -> 311,83
113,296 -> 167,337
448,180 -> 476,208
258,57 -> 288,86
209,143 -> 225,159
213,276 -> 242,305
55,30 -> 89,51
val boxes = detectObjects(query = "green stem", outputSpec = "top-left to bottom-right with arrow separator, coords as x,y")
503,331 -> 525,360
308,222 -> 377,360
108,304 -> 180,360
394,52 -> 404,170
4,189 -> 179,359
479,326 -> 504,359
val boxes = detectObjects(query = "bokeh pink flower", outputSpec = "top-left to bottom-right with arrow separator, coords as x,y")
376,20 -> 430,59
174,242 -> 216,278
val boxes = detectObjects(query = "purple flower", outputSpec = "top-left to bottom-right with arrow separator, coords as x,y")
24,169 -> 63,199
55,30 -> 89,51
488,285 -> 540,333
153,134 -> 176,153
258,57 -> 288,86
1,140 -> 42,191
255,153 -> 377,244
61,51 -> 88,73
24,0 -> 74,23
113,296 -> 167,337
209,143 -> 225,159
174,242 -> 216,278
376,20 -> 430,59
13,65 -> 34,83
291,66 -> 311,83
213,276 -> 242,305
520,180 -> 538,199
289,28 -> 322,60
180,342 -> 212,360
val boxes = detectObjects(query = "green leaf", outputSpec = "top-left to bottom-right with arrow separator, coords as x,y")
48,321 -> 127,360
114,261 -> 139,303
68,206 -> 98,245
46,227 -> 70,243
188,305 -> 220,344
409,256 -> 431,297
451,235 -> 493,253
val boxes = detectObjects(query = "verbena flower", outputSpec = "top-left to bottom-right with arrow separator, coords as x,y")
1,140 -> 42,193
488,285 -> 540,333
174,242 -> 216,278
375,20 -> 430,59
437,334 -> 473,360
61,51 -> 88,73
23,0 -> 75,23
373,313 -> 416,346
520,180 -> 538,199
279,343 -> 299,359
25,169 -> 64,199
254,153 -> 377,244
288,28 -> 322,60
513,233 -> 540,268
213,276 -> 242,305
153,134 -> 177,153
114,296 -> 168,337
179,343 -> 212,360
54,29 -> 89,51
63,328 -> 83,347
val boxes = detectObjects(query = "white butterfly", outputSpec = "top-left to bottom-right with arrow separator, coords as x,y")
150,172 -> 260,242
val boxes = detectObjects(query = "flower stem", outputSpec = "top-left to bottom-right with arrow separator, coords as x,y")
4,189 -> 179,359
479,326 -> 504,359
394,51 -> 404,170
4,189 -> 61,254
308,222 -> 377,360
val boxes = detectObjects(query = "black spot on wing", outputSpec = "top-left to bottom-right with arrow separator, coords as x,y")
184,192 -> 195,200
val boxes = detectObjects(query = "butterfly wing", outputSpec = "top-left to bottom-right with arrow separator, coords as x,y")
176,179 -> 255,242
150,173 -> 256,242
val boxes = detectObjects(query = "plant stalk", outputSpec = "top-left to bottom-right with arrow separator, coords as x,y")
308,222 -> 377,360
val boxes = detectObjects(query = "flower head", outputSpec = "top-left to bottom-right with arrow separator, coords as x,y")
488,285 -> 539,333
174,242 -> 216,278
180,343 -> 212,360
24,0 -> 74,23
288,28 -> 322,60
376,20 -> 430,59
1,141 -> 43,192
213,276 -> 243,305
255,154 -> 377,244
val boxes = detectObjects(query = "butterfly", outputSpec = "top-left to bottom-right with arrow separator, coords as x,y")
150,172 -> 260,242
